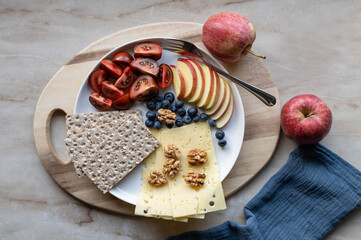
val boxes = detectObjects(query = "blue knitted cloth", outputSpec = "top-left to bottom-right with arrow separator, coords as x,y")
167,144 -> 361,240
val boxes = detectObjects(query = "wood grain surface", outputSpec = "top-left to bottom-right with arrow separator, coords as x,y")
33,22 -> 281,215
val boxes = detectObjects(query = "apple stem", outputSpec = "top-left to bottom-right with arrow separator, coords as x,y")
245,49 -> 266,59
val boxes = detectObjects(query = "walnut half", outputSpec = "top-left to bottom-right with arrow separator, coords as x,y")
187,148 -> 208,165
158,109 -> 176,124
148,171 -> 167,186
184,170 -> 206,187
164,143 -> 181,159
163,158 -> 181,178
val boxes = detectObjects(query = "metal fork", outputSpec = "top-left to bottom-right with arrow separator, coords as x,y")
161,38 -> 276,107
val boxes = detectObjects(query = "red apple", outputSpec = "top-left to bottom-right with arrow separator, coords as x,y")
202,12 -> 265,63
281,94 -> 332,144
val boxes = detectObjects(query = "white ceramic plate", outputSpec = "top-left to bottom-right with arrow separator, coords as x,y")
74,37 -> 245,205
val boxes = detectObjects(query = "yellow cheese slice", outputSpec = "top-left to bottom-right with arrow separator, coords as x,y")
161,122 -> 226,218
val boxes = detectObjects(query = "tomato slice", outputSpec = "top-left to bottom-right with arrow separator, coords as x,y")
112,52 -> 133,66
114,66 -> 135,89
88,69 -> 107,92
113,93 -> 133,110
130,58 -> 159,78
101,81 -> 125,100
100,59 -> 123,79
134,42 -> 162,60
129,75 -> 159,101
157,64 -> 173,88
89,92 -> 112,111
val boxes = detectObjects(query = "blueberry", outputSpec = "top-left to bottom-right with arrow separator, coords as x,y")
145,119 -> 154,127
153,121 -> 162,129
193,115 -> 200,122
162,99 -> 170,109
166,123 -> 174,128
208,119 -> 216,127
155,102 -> 162,110
154,94 -> 163,102
175,100 -> 184,108
146,111 -> 157,121
187,107 -> 198,118
169,105 -> 177,113
164,92 -> 175,103
183,115 -> 192,124
146,100 -> 156,110
175,118 -> 183,127
218,139 -> 227,147
177,108 -> 186,117
200,113 -> 209,121
215,130 -> 225,139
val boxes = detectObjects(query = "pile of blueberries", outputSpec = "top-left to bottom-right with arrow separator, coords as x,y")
145,92 -> 227,147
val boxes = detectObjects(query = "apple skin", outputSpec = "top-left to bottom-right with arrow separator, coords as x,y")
281,94 -> 332,144
202,12 -> 256,63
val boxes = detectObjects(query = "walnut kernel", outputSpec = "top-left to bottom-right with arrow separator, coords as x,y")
187,148 -> 208,165
148,171 -> 167,186
164,143 -> 181,159
184,170 -> 206,187
163,158 -> 181,178
157,109 -> 176,124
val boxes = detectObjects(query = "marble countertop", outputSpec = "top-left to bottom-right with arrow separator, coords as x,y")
1,0 -> 361,239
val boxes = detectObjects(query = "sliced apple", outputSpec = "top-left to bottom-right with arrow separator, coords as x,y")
216,91 -> 234,128
187,59 -> 205,103
204,70 -> 221,109
212,80 -> 232,120
170,65 -> 186,100
177,58 -> 197,100
197,63 -> 215,108
205,75 -> 228,116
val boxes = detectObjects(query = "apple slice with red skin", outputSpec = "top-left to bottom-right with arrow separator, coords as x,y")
177,58 -> 198,101
101,81 -> 125,101
204,70 -> 221,109
205,75 -> 228,116
216,91 -> 234,128
170,65 -> 186,100
88,69 -> 107,93
281,94 -> 332,144
114,66 -> 135,89
197,63 -> 215,108
100,59 -> 123,79
186,59 -> 205,103
212,80 -> 232,120
89,92 -> 112,111
113,93 -> 133,110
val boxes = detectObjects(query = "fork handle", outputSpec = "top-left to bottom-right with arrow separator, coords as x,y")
206,63 -> 276,107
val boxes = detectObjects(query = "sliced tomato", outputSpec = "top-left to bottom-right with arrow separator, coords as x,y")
88,69 -> 107,92
157,64 -> 173,88
114,66 -> 135,89
100,59 -> 123,79
129,75 -> 159,101
113,93 -> 133,110
101,81 -> 125,100
134,42 -> 162,60
89,92 -> 112,111
130,58 -> 159,78
112,52 -> 133,66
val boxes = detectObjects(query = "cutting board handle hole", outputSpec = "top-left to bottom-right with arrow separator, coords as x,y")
49,109 -> 71,165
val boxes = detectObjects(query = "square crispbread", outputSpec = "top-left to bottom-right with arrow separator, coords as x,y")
65,110 -> 142,176
80,115 -> 160,193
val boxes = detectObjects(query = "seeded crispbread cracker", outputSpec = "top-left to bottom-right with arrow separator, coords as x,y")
65,110 -> 142,176
80,115 -> 160,193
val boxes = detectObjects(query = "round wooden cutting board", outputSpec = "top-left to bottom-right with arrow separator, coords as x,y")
33,22 -> 281,215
